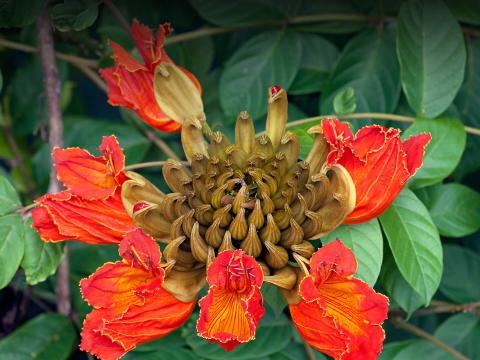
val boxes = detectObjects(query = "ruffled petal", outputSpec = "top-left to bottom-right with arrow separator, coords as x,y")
402,133 -> 431,176
32,190 -> 135,244
292,240 -> 389,360
80,230 -> 196,360
131,19 -> 172,68
53,135 -> 125,200
197,250 -> 265,351
321,119 -> 354,166
109,39 -> 145,72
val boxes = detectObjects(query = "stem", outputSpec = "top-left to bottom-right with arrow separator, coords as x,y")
0,37 -> 97,68
284,113 -> 480,136
75,63 -> 108,92
103,0 -> 130,32
37,9 -> 71,316
144,130 -> 181,160
391,316 -> 468,360
303,342 -> 316,360
125,160 -> 189,171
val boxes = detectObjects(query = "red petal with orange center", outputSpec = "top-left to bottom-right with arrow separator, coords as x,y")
291,240 -> 389,360
53,135 -> 125,200
322,119 -> 430,224
80,230 -> 196,360
197,250 -> 265,351
32,189 -> 135,244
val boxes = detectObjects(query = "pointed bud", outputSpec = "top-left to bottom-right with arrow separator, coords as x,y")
240,223 -> 262,257
309,173 -> 330,211
292,252 -> 310,277
154,62 -> 204,124
264,266 -> 297,290
205,218 -> 225,248
215,170 -> 234,187
132,203 -> 170,240
225,145 -> 247,170
219,231 -> 235,252
257,261 -> 271,276
163,236 -> 186,263
290,194 -> 307,224
280,219 -> 304,247
163,268 -> 206,303
194,204 -> 214,225
303,210 -> 322,239
247,199 -> 265,229
272,205 -> 292,230
210,131 -> 231,161
212,204 -> 232,227
211,183 -> 228,209
260,191 -> 275,215
235,111 -> 255,155
181,209 -> 195,236
232,185 -> 248,214
229,207 -> 248,240
181,116 -> 209,162
265,86 -> 288,151
278,132 -> 300,169
260,214 -> 281,244
170,214 -> 186,239
122,171 -> 165,216
190,222 -> 208,263
159,193 -> 185,222
306,125 -> 329,175
254,134 -> 274,159
264,240 -> 289,269
206,246 -> 216,269
162,160 -> 192,194
291,241 -> 315,258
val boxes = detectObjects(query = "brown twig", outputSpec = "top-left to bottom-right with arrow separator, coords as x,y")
144,130 -> 181,160
303,342 -> 316,360
103,0 -> 130,32
391,315 -> 468,360
37,9 -> 70,317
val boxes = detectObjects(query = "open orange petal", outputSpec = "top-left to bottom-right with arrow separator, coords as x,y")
322,119 -> 430,224
53,135 -> 125,200
197,250 -> 264,351
80,229 -> 196,360
130,19 -> 172,68
32,189 -> 135,245
291,240 -> 389,360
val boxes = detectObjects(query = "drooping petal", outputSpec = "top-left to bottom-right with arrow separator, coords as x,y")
32,190 -> 135,244
321,119 -> 354,166
53,135 -> 125,200
130,19 -> 172,68
291,240 -> 389,360
197,250 -> 265,351
80,230 -> 196,360
402,133 -> 431,176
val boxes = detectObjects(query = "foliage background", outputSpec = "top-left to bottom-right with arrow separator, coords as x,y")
0,0 -> 480,359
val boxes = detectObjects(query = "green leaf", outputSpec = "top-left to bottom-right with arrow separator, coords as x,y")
397,0 -> 466,118
416,183 -> 480,237
394,313 -> 478,360
185,312 -> 292,360
0,214 -> 24,289
402,117 -> 466,189
320,27 -> 400,115
289,33 -> 339,95
333,87 -> 356,115
188,0 -> 284,26
445,0 -> 480,25
379,340 -> 416,360
440,245 -> 480,303
50,0 -> 99,32
379,188 -> 442,304
0,313 -> 76,360
261,283 -> 287,318
454,38 -> 480,178
322,219 -> 383,286
0,176 -> 21,215
380,247 -> 426,315
290,124 -> 314,159
21,218 -> 63,285
0,0 -> 47,27
219,30 -> 301,120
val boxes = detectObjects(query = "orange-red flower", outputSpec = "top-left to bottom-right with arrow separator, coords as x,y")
322,119 -> 431,224
80,229 -> 195,360
197,250 -> 265,351
100,20 -> 201,132
31,136 -> 135,244
290,240 -> 389,360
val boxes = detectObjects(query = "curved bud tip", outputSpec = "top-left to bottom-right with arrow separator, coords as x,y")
270,85 -> 282,98
133,201 -> 150,213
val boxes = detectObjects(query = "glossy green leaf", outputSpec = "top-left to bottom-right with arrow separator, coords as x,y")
379,340 -> 416,360
21,218 -> 63,285
394,313 -> 478,360
416,183 -> 480,237
322,219 -> 383,286
445,0 -> 480,25
289,33 -> 339,95
0,176 -> 21,215
333,87 -> 356,115
219,31 -> 301,120
397,0 -> 466,118
402,117 -> 466,189
185,312 -> 292,359
440,245 -> 480,303
454,38 -> 480,178
261,283 -> 287,318
0,313 -> 76,360
0,214 -> 24,289
290,123 -> 314,159
189,0 -> 284,26
380,247 -> 426,315
51,0 -> 100,32
379,188 -> 442,304
320,27 -> 400,114
0,0 -> 47,27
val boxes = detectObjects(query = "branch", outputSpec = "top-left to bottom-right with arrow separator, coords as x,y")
103,0 -> 130,32
303,342 -> 316,360
391,315 -> 468,360
125,160 -> 189,171
37,9 -> 71,317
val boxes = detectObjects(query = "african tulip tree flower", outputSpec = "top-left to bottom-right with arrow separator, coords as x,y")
322,119 -> 431,224
31,136 -> 135,244
100,20 -> 202,132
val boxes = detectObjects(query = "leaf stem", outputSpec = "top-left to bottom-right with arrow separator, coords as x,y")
37,9 -> 71,317
303,341 -> 316,360
103,0 -> 131,32
391,315 -> 469,360
284,113 -> 480,136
